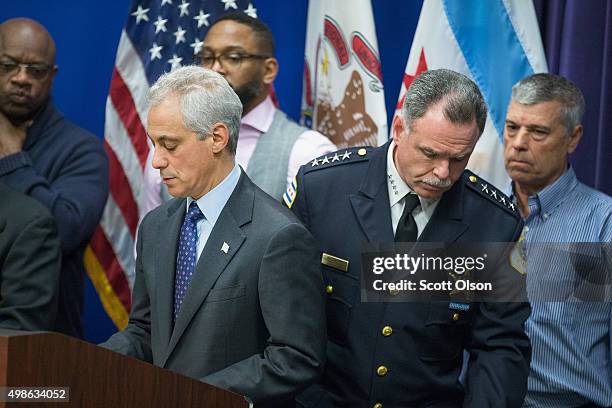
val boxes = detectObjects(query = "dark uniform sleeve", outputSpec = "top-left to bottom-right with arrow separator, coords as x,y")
463,222 -> 531,408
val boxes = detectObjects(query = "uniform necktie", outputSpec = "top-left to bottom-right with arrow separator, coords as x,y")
395,193 -> 420,242
173,201 -> 205,321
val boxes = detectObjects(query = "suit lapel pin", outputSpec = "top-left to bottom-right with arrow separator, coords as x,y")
221,242 -> 229,254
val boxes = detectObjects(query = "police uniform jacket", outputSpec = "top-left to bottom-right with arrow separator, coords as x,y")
288,142 -> 531,408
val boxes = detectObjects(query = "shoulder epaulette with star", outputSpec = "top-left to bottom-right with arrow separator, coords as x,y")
303,146 -> 373,174
464,170 -> 518,215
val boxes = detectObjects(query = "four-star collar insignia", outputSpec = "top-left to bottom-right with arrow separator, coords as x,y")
387,173 -> 400,196
466,173 -> 517,214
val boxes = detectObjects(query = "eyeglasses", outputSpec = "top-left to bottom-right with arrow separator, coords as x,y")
195,51 -> 269,69
0,60 -> 54,80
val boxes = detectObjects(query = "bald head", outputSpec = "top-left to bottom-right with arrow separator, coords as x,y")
0,18 -> 56,64
0,18 -> 57,124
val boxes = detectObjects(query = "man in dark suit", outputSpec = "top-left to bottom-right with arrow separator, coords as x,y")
0,182 -> 60,330
102,66 -> 325,406
288,69 -> 531,407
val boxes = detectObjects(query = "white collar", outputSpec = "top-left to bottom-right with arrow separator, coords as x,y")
386,141 -> 439,212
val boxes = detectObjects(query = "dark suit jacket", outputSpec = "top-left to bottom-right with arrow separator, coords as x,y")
0,183 -> 60,330
102,172 -> 326,406
290,143 -> 531,408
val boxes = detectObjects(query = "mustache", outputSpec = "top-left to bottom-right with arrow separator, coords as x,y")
8,87 -> 32,97
506,156 -> 530,163
421,177 -> 452,188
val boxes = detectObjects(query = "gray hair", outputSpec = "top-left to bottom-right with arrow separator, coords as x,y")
148,66 -> 242,153
402,68 -> 487,136
511,73 -> 585,135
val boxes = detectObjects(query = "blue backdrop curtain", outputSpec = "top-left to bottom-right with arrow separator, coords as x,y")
535,0 -> 612,195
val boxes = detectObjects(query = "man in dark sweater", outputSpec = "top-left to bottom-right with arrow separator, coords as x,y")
0,18 -> 108,337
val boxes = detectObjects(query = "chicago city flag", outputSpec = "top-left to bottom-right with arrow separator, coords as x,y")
301,0 -> 387,148
395,0 -> 547,188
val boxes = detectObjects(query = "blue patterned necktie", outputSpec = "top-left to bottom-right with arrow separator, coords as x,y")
173,201 -> 205,321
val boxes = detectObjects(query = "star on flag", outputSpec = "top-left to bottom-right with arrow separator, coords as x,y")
131,5 -> 150,23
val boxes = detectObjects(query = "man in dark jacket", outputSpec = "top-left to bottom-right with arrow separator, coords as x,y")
0,18 -> 108,337
0,183 -> 60,331
288,69 -> 531,408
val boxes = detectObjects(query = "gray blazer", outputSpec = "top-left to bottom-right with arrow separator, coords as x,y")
102,172 -> 326,405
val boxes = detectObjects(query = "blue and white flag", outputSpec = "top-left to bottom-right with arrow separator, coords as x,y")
394,0 -> 547,188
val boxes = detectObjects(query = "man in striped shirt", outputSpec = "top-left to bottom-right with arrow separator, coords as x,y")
504,73 -> 612,408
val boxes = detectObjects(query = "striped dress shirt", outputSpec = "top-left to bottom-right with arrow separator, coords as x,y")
514,167 -> 612,408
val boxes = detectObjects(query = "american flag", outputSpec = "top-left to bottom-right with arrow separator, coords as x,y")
84,0 -> 258,329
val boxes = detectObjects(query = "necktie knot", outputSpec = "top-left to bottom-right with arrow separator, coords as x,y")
404,193 -> 420,213
395,193 -> 420,242
186,202 -> 204,223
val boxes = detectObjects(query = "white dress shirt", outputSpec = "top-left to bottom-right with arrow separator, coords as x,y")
185,164 -> 241,263
386,141 -> 439,237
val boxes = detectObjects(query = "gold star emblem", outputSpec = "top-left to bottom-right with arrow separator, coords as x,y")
322,49 -> 330,76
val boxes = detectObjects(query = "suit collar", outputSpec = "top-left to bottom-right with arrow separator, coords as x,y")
358,141 -> 390,199
350,142 -> 394,244
160,172 -> 254,366
224,169 -> 255,228
418,172 -> 468,244
385,141 -> 439,214
186,164 -> 241,227
438,172 -> 466,221
350,143 -> 470,246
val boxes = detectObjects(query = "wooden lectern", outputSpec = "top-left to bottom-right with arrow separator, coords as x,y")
0,329 -> 248,407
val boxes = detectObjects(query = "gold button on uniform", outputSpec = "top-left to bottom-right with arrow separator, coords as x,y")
381,326 -> 393,337
373,403 -> 383,408
325,285 -> 334,294
358,148 -> 367,156
376,365 -> 388,376
452,313 -> 460,321
469,175 -> 477,183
